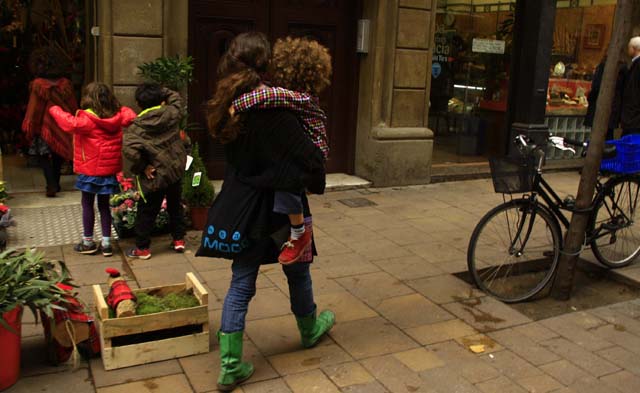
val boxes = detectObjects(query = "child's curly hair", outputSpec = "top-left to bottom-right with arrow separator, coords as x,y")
269,37 -> 332,96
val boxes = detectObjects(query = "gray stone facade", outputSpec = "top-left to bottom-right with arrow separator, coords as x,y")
96,0 -> 436,186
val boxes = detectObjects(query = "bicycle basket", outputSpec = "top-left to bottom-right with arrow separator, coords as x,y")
600,135 -> 640,174
489,156 -> 536,194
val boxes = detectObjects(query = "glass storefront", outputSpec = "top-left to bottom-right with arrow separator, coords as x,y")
429,0 -> 618,166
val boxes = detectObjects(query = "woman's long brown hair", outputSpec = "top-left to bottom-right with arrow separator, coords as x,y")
206,32 -> 271,143
80,82 -> 121,119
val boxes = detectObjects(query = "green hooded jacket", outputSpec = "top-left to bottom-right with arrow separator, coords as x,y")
122,89 -> 187,193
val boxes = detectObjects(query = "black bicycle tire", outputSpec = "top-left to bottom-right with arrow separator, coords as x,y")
467,198 -> 562,303
590,175 -> 640,268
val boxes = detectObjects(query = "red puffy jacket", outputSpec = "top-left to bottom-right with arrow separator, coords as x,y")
49,106 -> 136,176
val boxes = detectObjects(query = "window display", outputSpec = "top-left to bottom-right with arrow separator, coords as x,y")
430,0 -> 618,167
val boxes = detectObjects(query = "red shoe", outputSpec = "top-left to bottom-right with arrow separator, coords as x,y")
278,230 -> 312,265
126,247 -> 151,260
173,239 -> 186,253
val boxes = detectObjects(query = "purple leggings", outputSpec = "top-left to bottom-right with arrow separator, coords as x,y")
82,192 -> 111,238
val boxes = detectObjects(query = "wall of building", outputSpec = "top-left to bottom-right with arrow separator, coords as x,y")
95,0 -> 438,186
354,0 -> 437,186
96,0 -> 187,111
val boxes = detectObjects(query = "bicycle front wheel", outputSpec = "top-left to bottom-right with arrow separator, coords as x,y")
591,175 -> 640,268
467,199 -> 562,303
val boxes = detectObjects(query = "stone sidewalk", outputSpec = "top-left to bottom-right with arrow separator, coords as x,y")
7,172 -> 640,393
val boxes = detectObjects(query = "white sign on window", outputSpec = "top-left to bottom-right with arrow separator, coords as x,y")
472,38 -> 506,54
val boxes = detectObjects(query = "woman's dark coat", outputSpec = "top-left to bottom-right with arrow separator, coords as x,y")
622,58 -> 640,132
215,108 -> 325,265
584,61 -> 627,130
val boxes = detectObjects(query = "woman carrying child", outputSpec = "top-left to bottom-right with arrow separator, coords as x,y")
49,83 -> 136,256
205,32 -> 334,391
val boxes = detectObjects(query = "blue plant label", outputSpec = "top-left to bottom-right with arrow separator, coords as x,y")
432,62 -> 442,79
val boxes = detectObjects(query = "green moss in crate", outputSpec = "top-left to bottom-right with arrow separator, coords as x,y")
104,291 -> 200,317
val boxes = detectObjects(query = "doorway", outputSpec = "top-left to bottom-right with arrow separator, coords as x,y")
188,0 -> 360,178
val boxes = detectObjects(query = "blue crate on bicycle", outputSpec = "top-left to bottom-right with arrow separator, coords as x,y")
600,135 -> 640,174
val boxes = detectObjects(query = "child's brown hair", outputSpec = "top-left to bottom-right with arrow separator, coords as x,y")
80,82 -> 121,119
269,37 -> 332,96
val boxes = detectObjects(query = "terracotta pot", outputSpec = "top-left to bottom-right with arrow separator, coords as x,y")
0,306 -> 23,390
190,207 -> 209,231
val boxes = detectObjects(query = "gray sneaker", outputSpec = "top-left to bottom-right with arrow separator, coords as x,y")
74,241 -> 98,255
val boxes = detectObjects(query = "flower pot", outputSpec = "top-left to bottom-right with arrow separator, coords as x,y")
0,306 -> 23,390
190,207 -> 209,231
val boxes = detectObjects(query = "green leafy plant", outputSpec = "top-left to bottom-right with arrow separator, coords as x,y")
183,143 -> 215,208
137,55 -> 194,92
137,55 -> 195,130
0,248 -> 73,331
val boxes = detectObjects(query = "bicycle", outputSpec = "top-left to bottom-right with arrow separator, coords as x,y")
467,134 -> 640,303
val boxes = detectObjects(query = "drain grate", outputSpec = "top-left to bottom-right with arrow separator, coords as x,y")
338,197 -> 377,208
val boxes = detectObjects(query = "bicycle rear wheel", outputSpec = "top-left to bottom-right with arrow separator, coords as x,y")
467,198 -> 562,303
591,175 -> 640,268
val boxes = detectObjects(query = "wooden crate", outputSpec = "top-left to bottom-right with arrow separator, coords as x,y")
93,272 -> 209,370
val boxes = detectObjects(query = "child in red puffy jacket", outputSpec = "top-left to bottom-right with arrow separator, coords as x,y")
49,83 -> 136,256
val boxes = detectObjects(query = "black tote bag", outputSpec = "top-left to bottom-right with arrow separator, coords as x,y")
195,174 -> 269,259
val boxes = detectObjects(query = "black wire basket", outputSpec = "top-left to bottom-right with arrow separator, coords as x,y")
489,156 -> 536,194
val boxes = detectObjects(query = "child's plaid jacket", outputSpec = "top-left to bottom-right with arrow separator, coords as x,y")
233,87 -> 329,159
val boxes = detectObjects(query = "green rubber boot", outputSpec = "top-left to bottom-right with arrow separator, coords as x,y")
296,309 -> 336,348
217,331 -> 254,391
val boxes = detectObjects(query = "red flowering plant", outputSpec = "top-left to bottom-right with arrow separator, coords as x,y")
109,172 -> 186,237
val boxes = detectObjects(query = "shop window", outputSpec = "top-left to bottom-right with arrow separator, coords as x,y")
429,0 -> 618,167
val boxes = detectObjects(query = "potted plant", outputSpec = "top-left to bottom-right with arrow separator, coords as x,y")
183,143 -> 215,230
0,248 -> 73,390
110,173 -> 188,238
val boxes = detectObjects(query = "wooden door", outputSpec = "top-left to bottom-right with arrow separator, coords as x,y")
188,0 -> 359,177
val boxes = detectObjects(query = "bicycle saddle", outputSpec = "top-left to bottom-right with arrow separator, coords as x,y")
603,144 -> 617,159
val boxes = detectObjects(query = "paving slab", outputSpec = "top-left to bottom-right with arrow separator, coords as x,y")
375,293 -> 454,329
371,255 -> 445,281
268,344 -> 352,376
284,369 -> 340,393
90,358 -> 182,388
488,328 -> 561,366
5,368 -> 93,393
95,374 -> 193,393
322,361 -> 375,388
330,317 -> 419,359
596,346 -> 640,376
539,338 -> 620,377
242,378 -> 292,393
444,296 -> 532,333
539,359 -> 591,386
475,376 -> 527,393
314,291 -> 378,322
405,274 -> 482,305
406,319 -> 478,345
360,355 -> 431,393
599,370 -> 640,393
336,271 -> 415,307
480,350 -> 544,381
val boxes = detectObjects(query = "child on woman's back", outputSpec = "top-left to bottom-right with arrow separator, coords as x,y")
49,83 -> 136,256
232,36 -> 332,264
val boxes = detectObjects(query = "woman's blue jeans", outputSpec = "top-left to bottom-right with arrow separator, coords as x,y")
220,261 -> 316,333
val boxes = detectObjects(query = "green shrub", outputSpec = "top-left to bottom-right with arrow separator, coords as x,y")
137,55 -> 194,92
183,143 -> 215,208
